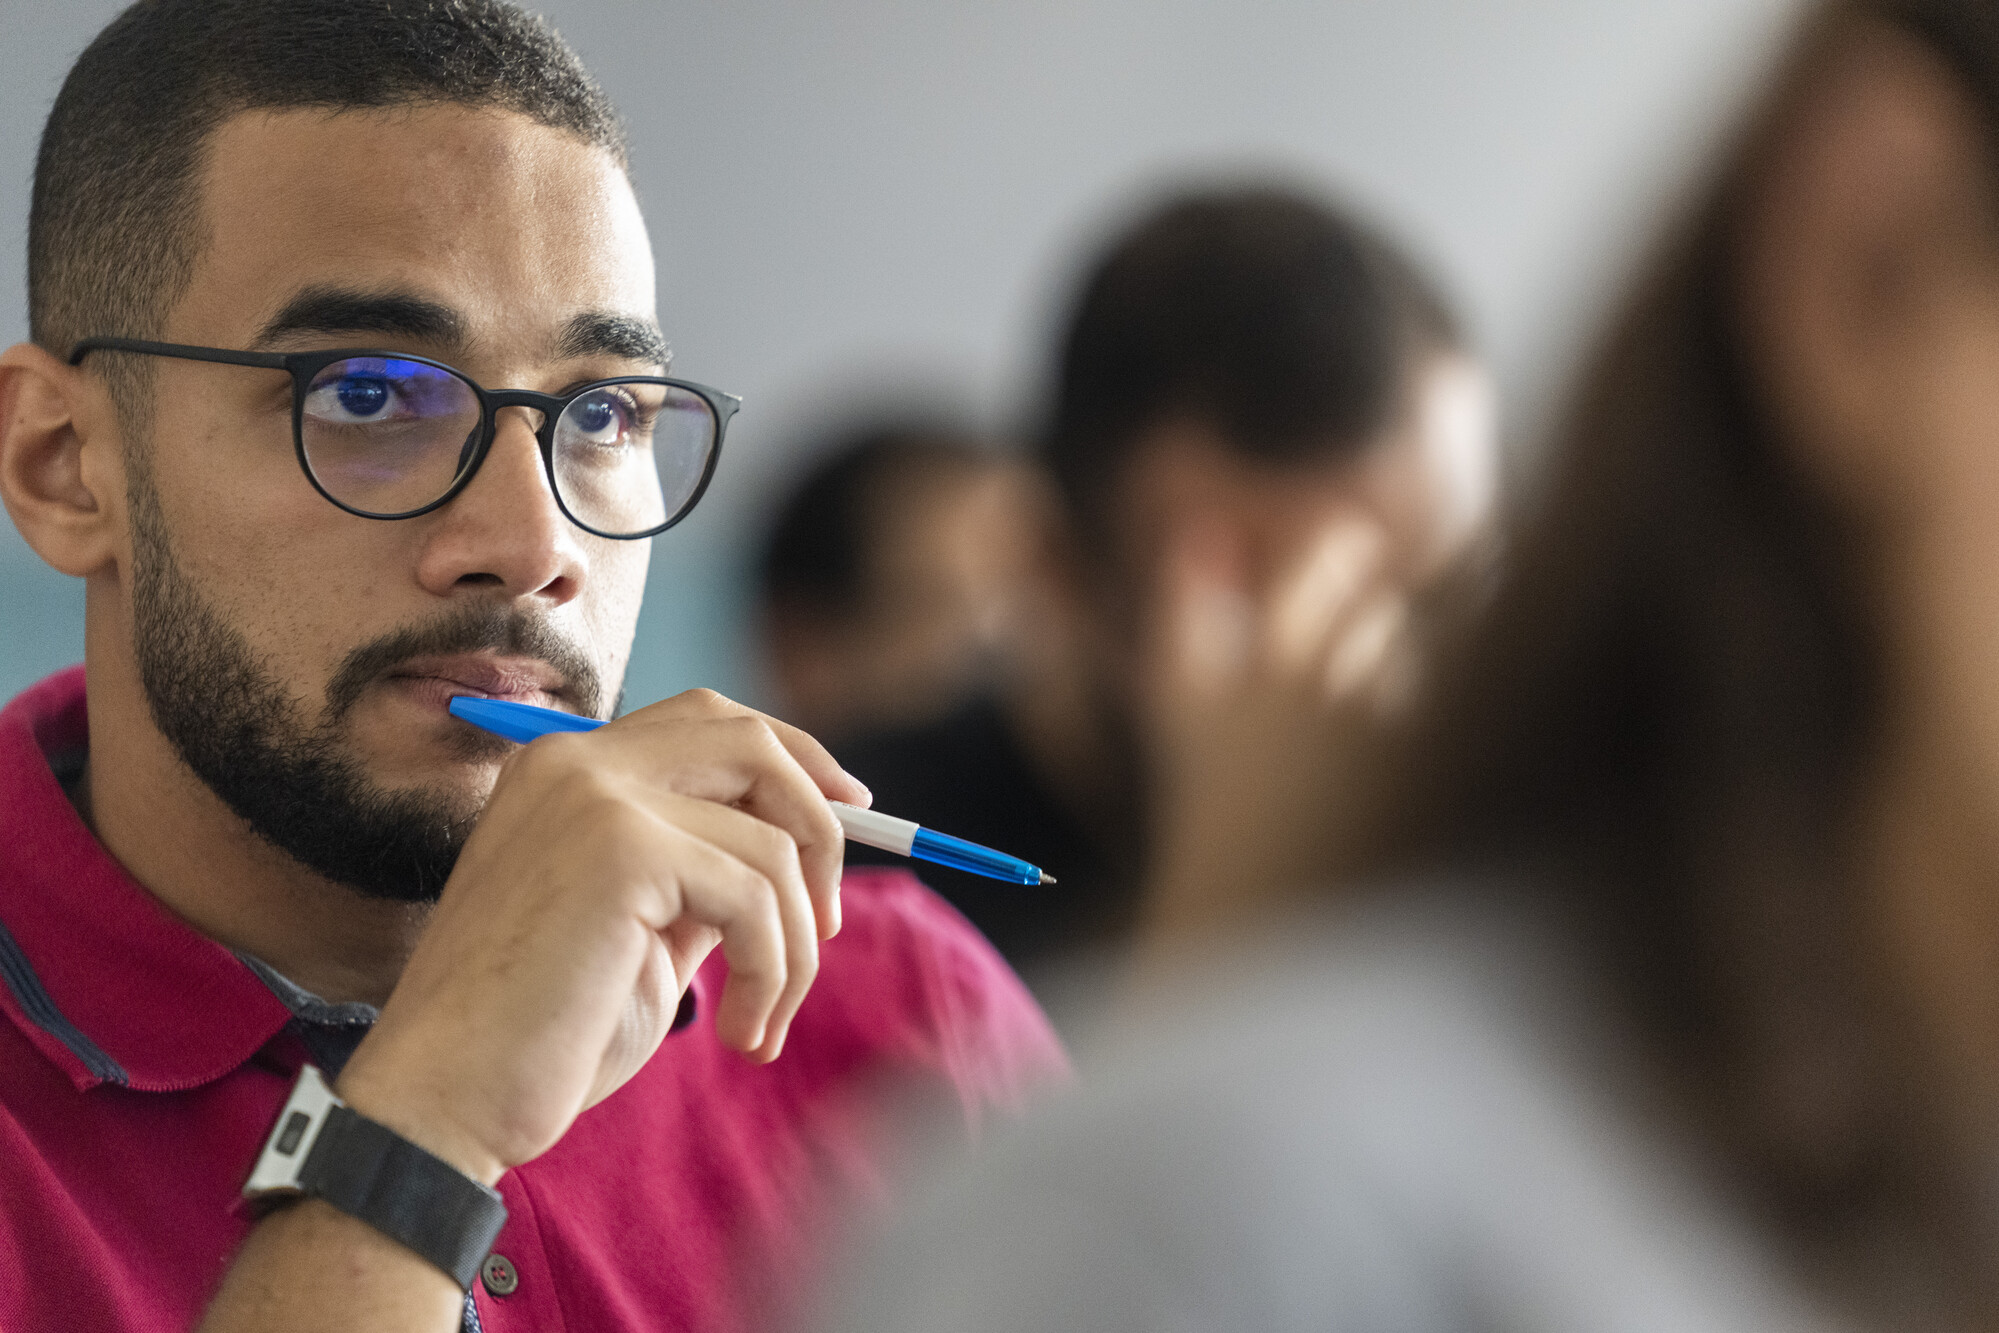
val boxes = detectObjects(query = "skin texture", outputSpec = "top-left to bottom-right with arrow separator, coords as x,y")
0,104 -> 868,1330
1735,20 -> 1999,1217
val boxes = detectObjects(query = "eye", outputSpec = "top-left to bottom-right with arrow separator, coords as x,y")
563,389 -> 638,446
337,377 -> 390,417
306,375 -> 399,424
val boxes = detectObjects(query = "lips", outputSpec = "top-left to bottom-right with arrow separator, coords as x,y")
387,653 -> 569,712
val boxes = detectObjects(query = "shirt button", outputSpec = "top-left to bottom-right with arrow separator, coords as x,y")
481,1253 -> 519,1297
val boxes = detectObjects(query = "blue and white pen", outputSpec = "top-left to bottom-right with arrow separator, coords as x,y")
447,695 -> 1056,886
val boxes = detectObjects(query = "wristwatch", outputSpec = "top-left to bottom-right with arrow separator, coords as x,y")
243,1065 -> 509,1291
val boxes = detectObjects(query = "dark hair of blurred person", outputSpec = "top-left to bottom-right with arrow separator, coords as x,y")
757,425 -> 1029,746
837,184 -> 1495,998
816,4 -> 1999,1330
1044,183 -> 1467,563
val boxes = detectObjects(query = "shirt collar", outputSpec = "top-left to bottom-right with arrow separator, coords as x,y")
0,667 -> 292,1092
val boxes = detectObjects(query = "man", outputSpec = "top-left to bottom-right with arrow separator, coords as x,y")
839,186 -> 1497,990
0,3 -> 1062,1331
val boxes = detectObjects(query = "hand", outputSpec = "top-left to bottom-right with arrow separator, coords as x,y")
334,688 -> 870,1183
1136,515 -> 1415,951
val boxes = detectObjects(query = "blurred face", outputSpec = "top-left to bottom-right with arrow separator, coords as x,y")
110,105 -> 659,899
767,464 -> 1032,740
1228,351 -> 1495,594
1103,350 -> 1497,664
857,468 -> 1031,698
1729,19 -> 1999,1141
1740,24 -> 1999,799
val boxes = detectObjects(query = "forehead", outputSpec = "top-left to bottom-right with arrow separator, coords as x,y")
174,104 -> 654,350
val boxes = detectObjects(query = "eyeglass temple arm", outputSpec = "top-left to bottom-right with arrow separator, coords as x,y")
67,337 -> 292,370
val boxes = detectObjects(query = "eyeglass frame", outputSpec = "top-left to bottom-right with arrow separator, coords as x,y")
66,336 -> 742,540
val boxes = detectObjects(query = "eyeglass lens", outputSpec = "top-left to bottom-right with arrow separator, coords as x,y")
553,381 -> 715,536
299,357 -> 716,537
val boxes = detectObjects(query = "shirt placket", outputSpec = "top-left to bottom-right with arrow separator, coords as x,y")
471,1173 -> 568,1332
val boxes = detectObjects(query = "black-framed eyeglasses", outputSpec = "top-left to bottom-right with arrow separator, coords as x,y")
67,337 -> 741,540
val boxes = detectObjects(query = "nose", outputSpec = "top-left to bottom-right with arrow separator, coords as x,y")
412,405 -> 586,604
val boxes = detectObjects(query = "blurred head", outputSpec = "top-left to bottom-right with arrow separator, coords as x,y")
1039,185 -> 1495,684
758,426 -> 1032,743
1364,0 -> 1999,1306
0,0 -> 661,900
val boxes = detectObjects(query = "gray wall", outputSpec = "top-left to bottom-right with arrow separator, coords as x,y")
0,0 -> 1803,710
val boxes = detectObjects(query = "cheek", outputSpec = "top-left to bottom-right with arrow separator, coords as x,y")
1905,332 -> 1999,518
580,537 -> 650,678
1861,327 -> 1999,763
1881,327 -> 1999,605
144,419 -> 369,661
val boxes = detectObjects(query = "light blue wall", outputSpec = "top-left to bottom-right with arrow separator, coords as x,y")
0,0 -> 1805,711
0,529 -> 80,694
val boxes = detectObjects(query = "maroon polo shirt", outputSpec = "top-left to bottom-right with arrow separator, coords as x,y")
0,667 -> 1067,1332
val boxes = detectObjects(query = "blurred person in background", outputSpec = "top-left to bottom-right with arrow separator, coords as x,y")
757,423 -> 1032,747
839,184 -> 1497,996
816,2 -> 1999,1330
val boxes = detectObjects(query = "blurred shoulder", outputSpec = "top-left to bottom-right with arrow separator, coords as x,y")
820,886 -> 1829,1333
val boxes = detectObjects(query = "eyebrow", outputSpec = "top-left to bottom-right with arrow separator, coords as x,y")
254,286 -> 468,348
558,312 -> 671,368
252,286 -> 670,369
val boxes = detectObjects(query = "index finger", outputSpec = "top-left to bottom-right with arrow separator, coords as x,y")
756,710 -> 872,809
606,691 -> 865,938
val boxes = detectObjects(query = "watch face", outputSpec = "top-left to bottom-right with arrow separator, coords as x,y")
244,1064 -> 341,1196
275,1109 -> 313,1156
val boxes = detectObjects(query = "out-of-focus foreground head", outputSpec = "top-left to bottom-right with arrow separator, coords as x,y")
0,0 -> 659,903
1040,184 -> 1496,647
1365,0 -> 1999,1308
758,425 -> 1032,744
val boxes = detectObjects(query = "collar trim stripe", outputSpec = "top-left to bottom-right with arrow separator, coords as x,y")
0,916 -> 127,1087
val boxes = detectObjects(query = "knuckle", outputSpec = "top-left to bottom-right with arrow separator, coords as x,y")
752,818 -> 801,864
743,876 -> 786,930
720,712 -> 774,742
512,729 -> 590,775
678,687 -> 731,715
805,803 -> 845,847
583,799 -> 656,855
791,943 -> 820,983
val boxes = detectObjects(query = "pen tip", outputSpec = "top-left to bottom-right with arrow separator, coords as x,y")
1040,872 -> 1058,885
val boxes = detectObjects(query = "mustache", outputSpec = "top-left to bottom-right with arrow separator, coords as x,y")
324,603 -> 605,725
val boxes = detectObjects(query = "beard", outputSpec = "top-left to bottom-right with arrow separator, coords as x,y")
126,473 -> 609,903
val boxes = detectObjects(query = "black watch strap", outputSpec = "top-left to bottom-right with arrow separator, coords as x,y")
297,1104 -> 509,1291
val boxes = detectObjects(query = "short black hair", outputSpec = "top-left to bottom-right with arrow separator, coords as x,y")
30,0 -> 625,359
1042,185 -> 1462,531
759,426 -> 994,622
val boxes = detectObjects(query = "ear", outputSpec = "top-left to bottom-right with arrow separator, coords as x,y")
0,342 -> 128,578
1735,20 -> 1998,506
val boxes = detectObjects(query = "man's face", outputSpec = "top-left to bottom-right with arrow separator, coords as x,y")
115,104 -> 659,898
